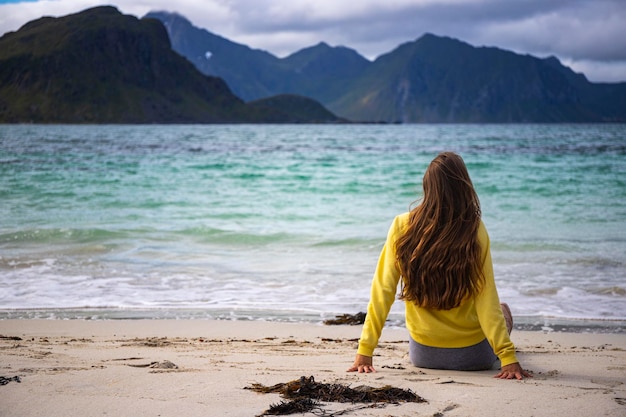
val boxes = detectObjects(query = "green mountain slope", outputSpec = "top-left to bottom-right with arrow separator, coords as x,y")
0,6 -> 257,123
0,7 -> 343,124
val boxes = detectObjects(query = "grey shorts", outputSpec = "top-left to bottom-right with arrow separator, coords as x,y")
409,337 -> 499,371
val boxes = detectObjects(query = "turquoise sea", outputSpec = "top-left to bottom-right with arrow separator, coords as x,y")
1,124 -> 625,330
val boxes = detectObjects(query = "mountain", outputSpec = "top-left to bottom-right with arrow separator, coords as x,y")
144,11 -> 284,101
0,6 -> 246,123
0,7 -> 342,123
145,11 -> 371,103
280,42 -> 371,104
4,7 -> 623,123
327,34 -> 626,123
148,12 -> 626,123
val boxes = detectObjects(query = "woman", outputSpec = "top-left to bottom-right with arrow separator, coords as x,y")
348,152 -> 530,380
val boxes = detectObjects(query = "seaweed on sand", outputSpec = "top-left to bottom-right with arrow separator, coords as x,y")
323,312 -> 366,325
265,398 -> 322,415
0,376 -> 21,386
246,375 -> 426,416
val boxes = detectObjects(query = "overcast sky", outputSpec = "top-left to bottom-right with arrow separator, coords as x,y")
1,0 -> 625,82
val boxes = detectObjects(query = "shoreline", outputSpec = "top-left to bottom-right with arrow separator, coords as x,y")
2,308 -> 626,334
1,319 -> 625,416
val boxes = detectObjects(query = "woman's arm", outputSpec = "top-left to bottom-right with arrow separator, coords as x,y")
474,222 -> 519,366
354,215 -> 405,359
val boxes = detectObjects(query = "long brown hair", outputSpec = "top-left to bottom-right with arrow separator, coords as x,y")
396,152 -> 484,310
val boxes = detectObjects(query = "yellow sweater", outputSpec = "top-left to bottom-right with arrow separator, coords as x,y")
357,212 -> 519,367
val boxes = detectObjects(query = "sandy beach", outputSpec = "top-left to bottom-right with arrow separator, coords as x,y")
1,319 -> 625,417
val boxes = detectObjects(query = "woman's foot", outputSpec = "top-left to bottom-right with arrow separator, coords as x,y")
501,303 -> 513,334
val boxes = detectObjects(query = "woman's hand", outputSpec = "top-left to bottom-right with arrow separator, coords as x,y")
494,362 -> 532,380
347,354 -> 376,373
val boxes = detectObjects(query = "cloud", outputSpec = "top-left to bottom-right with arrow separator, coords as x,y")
474,0 -> 626,62
0,0 -> 38,4
0,0 -> 95,32
0,0 -> 624,82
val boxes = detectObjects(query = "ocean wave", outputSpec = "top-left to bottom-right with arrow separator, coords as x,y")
587,286 -> 626,296
176,227 -> 301,246
0,227 -> 129,245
